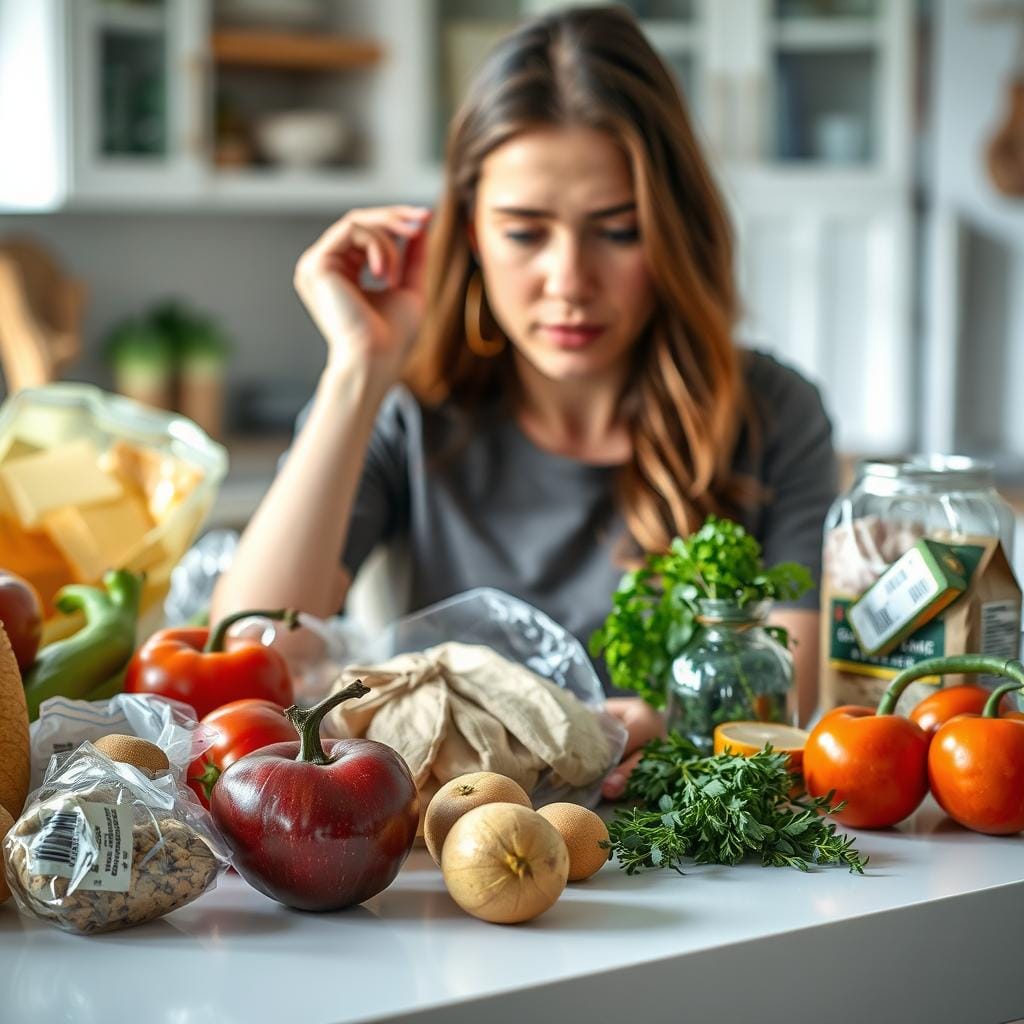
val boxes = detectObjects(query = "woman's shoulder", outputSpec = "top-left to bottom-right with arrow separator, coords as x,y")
742,348 -> 822,403
740,348 -> 831,435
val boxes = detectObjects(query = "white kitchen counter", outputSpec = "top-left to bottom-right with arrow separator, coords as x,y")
1,797 -> 1022,1024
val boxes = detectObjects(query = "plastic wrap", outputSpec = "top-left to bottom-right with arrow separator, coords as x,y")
29,693 -> 216,789
4,742 -> 230,935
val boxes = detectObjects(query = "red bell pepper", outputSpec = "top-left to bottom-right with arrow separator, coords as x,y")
188,698 -> 301,808
928,664 -> 1024,835
125,608 -> 298,722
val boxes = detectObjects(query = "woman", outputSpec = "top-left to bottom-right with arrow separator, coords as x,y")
212,6 -> 837,797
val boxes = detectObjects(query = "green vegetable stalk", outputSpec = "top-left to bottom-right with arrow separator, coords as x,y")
23,570 -> 143,720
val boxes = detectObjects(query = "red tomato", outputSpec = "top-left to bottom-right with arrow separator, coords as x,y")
0,570 -> 43,672
803,704 -> 930,829
927,682 -> 1024,835
188,698 -> 301,807
910,685 -> 1014,736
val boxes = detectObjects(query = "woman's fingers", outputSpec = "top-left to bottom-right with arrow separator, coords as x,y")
299,207 -> 432,293
606,697 -> 666,751
602,748 -> 644,800
601,697 -> 667,800
313,206 -> 430,256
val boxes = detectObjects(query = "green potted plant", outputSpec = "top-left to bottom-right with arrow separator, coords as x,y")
590,516 -> 813,752
102,318 -> 175,411
151,301 -> 232,438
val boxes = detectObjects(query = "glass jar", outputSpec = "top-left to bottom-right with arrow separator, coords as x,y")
825,456 -> 1016,581
665,599 -> 795,754
821,455 -> 1021,712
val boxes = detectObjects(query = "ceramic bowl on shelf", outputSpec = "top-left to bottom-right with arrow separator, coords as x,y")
255,110 -> 352,169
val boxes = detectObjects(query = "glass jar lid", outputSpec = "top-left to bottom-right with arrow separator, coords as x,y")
695,599 -> 770,625
857,454 -> 996,494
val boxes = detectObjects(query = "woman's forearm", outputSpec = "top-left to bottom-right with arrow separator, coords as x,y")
769,608 -> 820,727
211,357 -> 392,621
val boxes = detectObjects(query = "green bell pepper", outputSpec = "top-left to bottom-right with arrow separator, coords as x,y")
23,569 -> 143,720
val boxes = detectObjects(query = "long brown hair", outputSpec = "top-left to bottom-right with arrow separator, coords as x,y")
404,4 -> 754,556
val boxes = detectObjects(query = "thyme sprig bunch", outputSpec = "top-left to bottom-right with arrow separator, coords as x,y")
604,734 -> 867,875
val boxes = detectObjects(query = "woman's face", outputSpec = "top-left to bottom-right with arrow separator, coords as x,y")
471,126 -> 656,384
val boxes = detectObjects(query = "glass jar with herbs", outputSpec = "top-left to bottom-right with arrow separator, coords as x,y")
666,599 -> 794,752
590,516 -> 812,753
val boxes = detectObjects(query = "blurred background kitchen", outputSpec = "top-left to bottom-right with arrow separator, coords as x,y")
1,0 -> 1022,595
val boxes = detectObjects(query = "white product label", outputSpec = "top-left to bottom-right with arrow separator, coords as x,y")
980,601 -> 1023,686
27,800 -> 133,893
849,545 -> 939,652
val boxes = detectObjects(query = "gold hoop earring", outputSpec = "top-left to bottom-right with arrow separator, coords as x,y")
464,271 -> 506,358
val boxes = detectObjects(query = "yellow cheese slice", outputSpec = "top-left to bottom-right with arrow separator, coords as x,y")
43,493 -> 154,583
0,438 -> 123,527
0,475 -> 16,520
0,435 -> 41,464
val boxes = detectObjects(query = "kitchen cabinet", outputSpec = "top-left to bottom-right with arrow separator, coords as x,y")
0,799 -> 1020,1024
0,0 -> 420,211
0,0 -> 916,451
0,0 -> 208,209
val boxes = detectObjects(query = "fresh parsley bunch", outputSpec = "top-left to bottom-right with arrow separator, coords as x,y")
605,734 -> 867,875
589,515 -> 813,708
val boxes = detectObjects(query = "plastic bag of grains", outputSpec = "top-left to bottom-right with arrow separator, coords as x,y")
3,741 -> 231,935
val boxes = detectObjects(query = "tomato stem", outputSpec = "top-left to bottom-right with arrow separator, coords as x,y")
878,656 -> 1024,716
192,760 -> 222,800
285,680 -> 370,765
204,608 -> 300,653
983,680 -> 1024,718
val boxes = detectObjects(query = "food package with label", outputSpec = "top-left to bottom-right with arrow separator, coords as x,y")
3,740 -> 230,934
0,383 -> 227,641
820,457 -> 1022,713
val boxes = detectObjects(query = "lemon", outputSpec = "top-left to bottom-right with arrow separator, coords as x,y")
713,721 -> 809,771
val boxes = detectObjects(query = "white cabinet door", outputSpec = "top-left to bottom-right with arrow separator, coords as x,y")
0,0 -> 67,210
731,176 -> 913,454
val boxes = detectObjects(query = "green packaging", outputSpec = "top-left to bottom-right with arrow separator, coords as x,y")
847,539 -> 969,657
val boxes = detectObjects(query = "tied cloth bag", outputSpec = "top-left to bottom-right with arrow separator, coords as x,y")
326,642 -> 611,826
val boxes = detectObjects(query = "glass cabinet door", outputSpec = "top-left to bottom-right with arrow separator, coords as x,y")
431,0 -> 703,159
95,1 -> 170,158
71,0 -> 207,196
768,0 -> 883,165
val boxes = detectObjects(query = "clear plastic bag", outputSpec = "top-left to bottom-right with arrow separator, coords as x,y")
4,742 -> 231,935
274,588 -> 629,809
29,693 -> 216,789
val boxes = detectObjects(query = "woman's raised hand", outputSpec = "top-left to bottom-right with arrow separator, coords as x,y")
294,205 -> 432,376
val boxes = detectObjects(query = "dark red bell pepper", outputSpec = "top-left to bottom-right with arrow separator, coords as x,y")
210,680 -> 419,911
124,608 -> 297,721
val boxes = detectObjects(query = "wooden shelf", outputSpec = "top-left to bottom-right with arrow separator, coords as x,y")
211,29 -> 383,71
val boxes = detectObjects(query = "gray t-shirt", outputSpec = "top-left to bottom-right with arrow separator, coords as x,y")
292,350 -> 837,694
